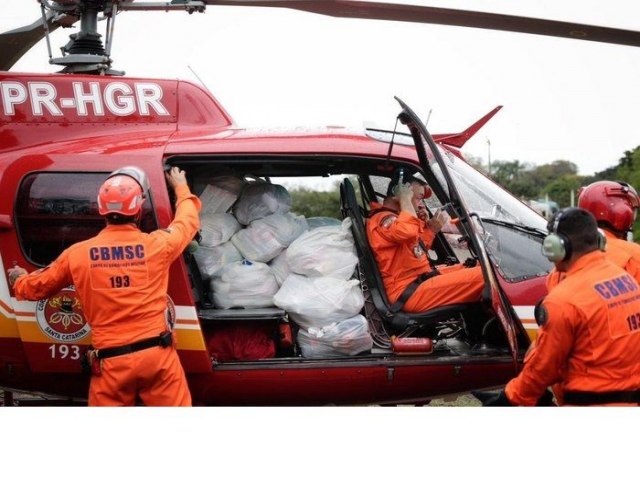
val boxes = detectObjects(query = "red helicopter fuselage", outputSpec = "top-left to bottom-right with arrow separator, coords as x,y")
0,72 -> 547,405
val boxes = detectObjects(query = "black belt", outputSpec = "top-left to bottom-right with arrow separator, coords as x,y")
390,270 -> 440,313
95,332 -> 172,360
563,389 -> 640,405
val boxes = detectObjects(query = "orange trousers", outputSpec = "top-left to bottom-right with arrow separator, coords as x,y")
402,265 -> 484,312
89,346 -> 191,406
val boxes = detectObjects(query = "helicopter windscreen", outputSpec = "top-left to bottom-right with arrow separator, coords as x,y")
427,150 -> 553,281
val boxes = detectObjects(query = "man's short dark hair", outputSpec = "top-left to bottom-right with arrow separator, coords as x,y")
549,207 -> 599,255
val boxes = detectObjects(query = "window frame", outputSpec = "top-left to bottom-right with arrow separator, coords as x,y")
14,170 -> 159,267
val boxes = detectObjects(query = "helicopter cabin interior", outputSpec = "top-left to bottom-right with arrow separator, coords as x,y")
165,153 -> 517,364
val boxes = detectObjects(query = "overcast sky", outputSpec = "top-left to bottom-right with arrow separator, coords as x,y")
3,0 -> 640,175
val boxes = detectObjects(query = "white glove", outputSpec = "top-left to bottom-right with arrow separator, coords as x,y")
427,209 -> 448,233
7,266 -> 27,286
394,182 -> 414,202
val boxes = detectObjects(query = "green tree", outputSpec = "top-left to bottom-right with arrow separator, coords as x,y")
489,159 -> 539,198
541,174 -> 583,208
464,154 -> 487,174
289,187 -> 341,219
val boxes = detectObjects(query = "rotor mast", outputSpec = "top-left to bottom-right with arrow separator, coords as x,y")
40,0 -> 206,75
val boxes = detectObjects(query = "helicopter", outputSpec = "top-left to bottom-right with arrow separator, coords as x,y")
1,1 -> 639,406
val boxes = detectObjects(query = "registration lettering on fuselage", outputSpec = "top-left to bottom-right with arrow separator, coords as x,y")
0,80 -> 170,117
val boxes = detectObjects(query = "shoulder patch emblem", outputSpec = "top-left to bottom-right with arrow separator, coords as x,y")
534,298 -> 548,327
380,215 -> 397,229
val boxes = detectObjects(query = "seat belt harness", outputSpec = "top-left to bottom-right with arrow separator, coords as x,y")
390,270 -> 440,313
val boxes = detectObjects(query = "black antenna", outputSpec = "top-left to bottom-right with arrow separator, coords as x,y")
384,116 -> 401,171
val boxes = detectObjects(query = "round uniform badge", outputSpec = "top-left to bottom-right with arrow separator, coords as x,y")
534,298 -> 548,327
35,286 -> 91,342
165,294 -> 176,331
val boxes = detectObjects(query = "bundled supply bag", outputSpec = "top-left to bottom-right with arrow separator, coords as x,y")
297,315 -> 373,358
306,217 -> 342,230
207,322 -> 276,362
193,241 -> 243,280
195,174 -> 245,197
233,181 -> 291,225
200,213 -> 241,247
208,175 -> 245,195
273,274 -> 364,330
211,260 -> 279,309
199,184 -> 239,216
286,218 -> 358,280
231,223 -> 286,263
253,212 -> 308,246
269,250 -> 292,286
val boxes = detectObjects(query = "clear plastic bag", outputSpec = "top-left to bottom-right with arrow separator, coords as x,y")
306,217 -> 342,230
231,223 -> 286,263
233,181 -> 291,225
208,175 -> 245,195
200,213 -> 241,247
297,315 -> 373,358
211,260 -> 279,309
269,250 -> 292,286
273,274 -> 364,330
253,213 -> 308,247
193,241 -> 243,280
199,184 -> 239,216
285,218 -> 358,280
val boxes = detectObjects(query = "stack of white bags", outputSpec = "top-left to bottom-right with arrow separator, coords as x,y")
194,177 -> 372,357
273,219 -> 372,357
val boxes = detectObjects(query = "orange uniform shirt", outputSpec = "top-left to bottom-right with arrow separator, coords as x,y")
367,204 -> 436,302
547,229 -> 640,290
506,250 -> 640,405
14,184 -> 201,349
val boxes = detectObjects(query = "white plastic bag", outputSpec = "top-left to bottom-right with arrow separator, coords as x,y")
252,213 -> 308,247
208,175 -> 245,195
306,217 -> 342,229
273,274 -> 364,330
211,260 -> 279,309
286,218 -> 358,280
200,184 -> 238,216
233,182 -> 291,225
193,241 -> 243,280
269,250 -> 292,286
231,223 -> 286,263
200,213 -> 241,247
297,315 -> 373,358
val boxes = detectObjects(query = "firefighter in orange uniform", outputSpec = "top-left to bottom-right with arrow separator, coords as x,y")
547,180 -> 640,289
7,166 -> 200,406
477,208 -> 640,406
367,177 -> 484,313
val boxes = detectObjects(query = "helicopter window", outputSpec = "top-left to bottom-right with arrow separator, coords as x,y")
15,172 -> 158,267
426,157 -> 553,281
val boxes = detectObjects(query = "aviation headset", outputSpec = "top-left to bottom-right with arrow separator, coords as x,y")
386,168 -> 433,198
542,207 -> 606,262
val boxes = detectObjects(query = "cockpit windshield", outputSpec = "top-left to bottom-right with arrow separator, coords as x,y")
428,148 -> 547,233
366,124 -> 552,282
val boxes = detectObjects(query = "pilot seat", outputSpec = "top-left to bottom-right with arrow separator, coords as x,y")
339,178 -> 477,337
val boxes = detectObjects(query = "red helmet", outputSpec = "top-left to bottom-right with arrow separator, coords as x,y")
97,166 -> 148,216
577,180 -> 640,233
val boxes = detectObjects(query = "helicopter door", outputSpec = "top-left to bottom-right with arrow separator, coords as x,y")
394,97 -> 519,365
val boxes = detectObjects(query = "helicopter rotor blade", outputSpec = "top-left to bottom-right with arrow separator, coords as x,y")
207,0 -> 640,48
0,12 -> 79,72
2,0 -> 639,72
